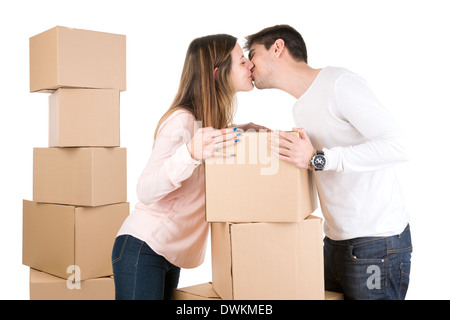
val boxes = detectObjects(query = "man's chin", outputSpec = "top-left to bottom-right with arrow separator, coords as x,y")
253,82 -> 266,90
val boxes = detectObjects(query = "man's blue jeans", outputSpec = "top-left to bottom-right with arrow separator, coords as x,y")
111,235 -> 181,300
324,225 -> 412,300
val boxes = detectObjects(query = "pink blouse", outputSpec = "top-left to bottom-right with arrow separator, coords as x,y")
117,109 -> 208,268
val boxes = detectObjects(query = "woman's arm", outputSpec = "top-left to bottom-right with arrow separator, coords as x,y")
136,111 -> 201,205
136,111 -> 239,205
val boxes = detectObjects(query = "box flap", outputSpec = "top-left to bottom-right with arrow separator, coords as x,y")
175,282 -> 220,299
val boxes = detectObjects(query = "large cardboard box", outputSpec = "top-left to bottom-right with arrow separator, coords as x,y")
173,282 -> 343,301
30,26 -> 126,93
29,268 -> 115,300
49,88 -> 120,147
211,216 -> 325,300
205,131 -> 317,222
23,200 -> 129,280
33,147 -> 126,206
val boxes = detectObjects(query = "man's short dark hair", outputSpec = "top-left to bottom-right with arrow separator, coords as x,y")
245,25 -> 308,63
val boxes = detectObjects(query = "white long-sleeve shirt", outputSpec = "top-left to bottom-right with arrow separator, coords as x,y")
293,66 -> 409,240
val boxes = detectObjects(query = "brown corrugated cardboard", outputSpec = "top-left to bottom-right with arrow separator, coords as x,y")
173,282 -> 221,300
29,268 -> 115,300
33,147 -> 126,206
49,88 -> 120,147
211,216 -> 325,300
325,290 -> 345,300
173,282 -> 343,301
23,200 -> 129,280
30,26 -> 126,93
205,131 -> 317,222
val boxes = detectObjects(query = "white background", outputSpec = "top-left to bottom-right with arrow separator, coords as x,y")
1,0 -> 449,300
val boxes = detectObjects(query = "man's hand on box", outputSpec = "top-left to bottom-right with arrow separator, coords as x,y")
269,128 -> 316,169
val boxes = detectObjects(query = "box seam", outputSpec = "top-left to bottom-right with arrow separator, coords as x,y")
90,148 -> 95,206
228,223 -> 235,300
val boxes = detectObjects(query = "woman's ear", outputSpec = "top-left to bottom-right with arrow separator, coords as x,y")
213,67 -> 218,80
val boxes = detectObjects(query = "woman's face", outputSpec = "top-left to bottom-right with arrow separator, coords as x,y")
229,43 -> 254,92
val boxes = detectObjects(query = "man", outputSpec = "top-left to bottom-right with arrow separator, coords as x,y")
245,25 -> 412,300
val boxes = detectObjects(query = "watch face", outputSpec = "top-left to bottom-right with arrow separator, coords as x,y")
313,155 -> 326,169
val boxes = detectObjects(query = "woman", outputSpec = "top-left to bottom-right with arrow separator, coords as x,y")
111,34 -> 255,300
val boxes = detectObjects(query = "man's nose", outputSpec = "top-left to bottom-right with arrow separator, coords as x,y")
248,60 -> 254,71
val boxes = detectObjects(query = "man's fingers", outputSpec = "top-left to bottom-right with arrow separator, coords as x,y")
292,127 -> 308,140
274,130 -> 296,143
270,144 -> 292,157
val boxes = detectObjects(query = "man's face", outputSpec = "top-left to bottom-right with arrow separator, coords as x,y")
248,43 -> 276,89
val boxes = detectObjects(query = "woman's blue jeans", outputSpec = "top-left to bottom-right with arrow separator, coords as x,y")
324,225 -> 413,300
111,235 -> 180,300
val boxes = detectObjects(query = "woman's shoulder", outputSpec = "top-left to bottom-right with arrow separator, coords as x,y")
158,108 -> 197,135
166,108 -> 195,123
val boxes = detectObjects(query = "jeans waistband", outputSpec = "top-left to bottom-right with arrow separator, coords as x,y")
325,224 -> 410,247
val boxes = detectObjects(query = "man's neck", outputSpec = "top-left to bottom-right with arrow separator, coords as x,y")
278,62 -> 322,99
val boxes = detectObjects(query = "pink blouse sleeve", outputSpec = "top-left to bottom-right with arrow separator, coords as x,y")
136,110 -> 201,205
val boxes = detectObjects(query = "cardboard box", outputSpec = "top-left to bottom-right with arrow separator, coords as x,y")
23,200 -> 129,280
325,290 -> 345,300
49,88 -> 120,147
211,216 -> 325,300
29,268 -> 115,300
205,131 -> 317,222
173,282 -> 343,301
33,147 -> 126,206
30,26 -> 126,93
173,282 -> 221,300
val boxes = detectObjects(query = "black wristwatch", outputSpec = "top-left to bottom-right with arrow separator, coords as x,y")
310,150 -> 327,171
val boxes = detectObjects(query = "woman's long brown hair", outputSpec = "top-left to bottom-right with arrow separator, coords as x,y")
153,34 -> 237,143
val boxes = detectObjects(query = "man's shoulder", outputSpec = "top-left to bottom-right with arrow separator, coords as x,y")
323,66 -> 355,78
321,66 -> 367,88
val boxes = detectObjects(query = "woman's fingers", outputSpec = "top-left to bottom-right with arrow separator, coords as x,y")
210,128 -> 240,157
191,127 -> 240,159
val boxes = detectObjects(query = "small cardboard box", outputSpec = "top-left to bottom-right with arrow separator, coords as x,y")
49,88 -> 120,147
30,26 -> 126,93
211,216 -> 325,300
173,282 -> 343,301
29,268 -> 115,300
173,282 -> 221,300
205,131 -> 317,222
23,200 -> 129,280
33,147 -> 126,206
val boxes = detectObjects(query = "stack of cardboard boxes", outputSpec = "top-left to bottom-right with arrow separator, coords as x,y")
23,26 -> 128,300
174,131 -> 342,300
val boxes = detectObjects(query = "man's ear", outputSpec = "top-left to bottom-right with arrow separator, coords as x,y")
273,39 -> 285,58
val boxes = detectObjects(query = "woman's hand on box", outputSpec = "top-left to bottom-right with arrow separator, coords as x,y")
187,127 -> 240,160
